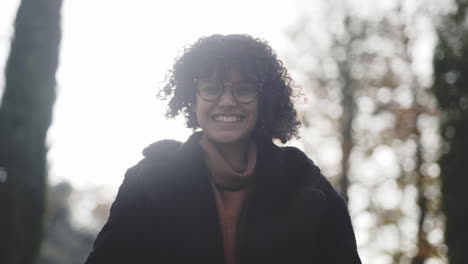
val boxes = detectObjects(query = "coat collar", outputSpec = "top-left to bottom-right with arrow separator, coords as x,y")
176,131 -> 290,203
146,130 -> 307,224
140,131 -> 325,263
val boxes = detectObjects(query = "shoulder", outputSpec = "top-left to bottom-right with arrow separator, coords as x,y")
125,132 -> 206,183
280,146 -> 356,241
140,132 -> 203,165
280,146 -> 320,175
142,139 -> 183,161
123,139 -> 184,184
279,145 -> 342,201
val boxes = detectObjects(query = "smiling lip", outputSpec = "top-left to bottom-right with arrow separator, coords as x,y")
211,114 -> 245,123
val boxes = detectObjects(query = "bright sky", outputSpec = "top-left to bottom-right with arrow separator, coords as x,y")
0,0 -> 306,190
0,0 -> 437,191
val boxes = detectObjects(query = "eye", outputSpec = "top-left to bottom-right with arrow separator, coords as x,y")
199,84 -> 223,96
203,85 -> 221,93
235,84 -> 257,95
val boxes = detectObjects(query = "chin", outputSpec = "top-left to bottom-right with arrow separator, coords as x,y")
206,131 -> 250,145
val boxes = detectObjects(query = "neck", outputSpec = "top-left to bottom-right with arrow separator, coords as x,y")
212,139 -> 250,172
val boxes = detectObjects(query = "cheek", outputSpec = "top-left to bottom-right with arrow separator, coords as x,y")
192,98 -> 201,125
194,108 -> 204,126
194,97 -> 205,114
194,97 -> 212,125
249,103 -> 259,125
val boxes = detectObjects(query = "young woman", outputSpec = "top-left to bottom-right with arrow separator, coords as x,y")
85,34 -> 361,264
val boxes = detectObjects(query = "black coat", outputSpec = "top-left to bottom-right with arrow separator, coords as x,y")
85,132 -> 361,264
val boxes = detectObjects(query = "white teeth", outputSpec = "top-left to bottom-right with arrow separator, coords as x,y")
214,115 -> 241,122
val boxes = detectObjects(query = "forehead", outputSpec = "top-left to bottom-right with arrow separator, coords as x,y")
207,68 -> 245,82
199,63 -> 259,83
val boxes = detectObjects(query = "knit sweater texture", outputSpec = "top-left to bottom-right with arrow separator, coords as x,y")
199,136 -> 257,264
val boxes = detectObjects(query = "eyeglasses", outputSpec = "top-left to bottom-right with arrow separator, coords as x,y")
195,79 -> 259,104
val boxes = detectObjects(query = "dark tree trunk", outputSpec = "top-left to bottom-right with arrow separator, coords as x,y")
336,16 -> 359,204
412,131 -> 428,264
338,61 -> 354,204
0,0 -> 63,263
433,2 -> 468,263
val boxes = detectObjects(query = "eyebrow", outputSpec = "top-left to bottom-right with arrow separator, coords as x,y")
199,79 -> 255,84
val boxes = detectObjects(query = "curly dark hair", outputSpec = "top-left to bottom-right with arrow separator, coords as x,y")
158,34 -> 301,143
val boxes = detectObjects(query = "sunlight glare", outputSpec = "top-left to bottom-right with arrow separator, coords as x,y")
47,0 -> 297,188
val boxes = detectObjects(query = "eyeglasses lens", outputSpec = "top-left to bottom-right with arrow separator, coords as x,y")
197,80 -> 257,103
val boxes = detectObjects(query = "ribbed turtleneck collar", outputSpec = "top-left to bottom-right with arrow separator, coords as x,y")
199,135 -> 257,191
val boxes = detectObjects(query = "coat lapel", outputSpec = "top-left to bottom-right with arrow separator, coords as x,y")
237,140 -> 326,263
143,132 -> 225,263
236,139 -> 292,263
177,132 -> 225,262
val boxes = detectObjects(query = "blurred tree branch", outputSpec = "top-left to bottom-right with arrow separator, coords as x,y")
286,0 -> 444,262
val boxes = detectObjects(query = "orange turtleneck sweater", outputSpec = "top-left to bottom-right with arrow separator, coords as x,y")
199,136 -> 257,264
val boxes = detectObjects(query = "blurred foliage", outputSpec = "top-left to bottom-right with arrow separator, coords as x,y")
0,0 -> 62,263
433,0 -> 468,263
286,0 -> 445,263
35,182 -> 96,264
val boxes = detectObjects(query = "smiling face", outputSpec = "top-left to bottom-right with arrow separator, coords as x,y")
194,68 -> 258,146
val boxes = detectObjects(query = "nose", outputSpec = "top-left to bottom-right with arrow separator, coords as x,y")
218,86 -> 236,107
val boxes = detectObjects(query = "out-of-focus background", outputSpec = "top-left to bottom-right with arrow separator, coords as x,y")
1,0 -> 467,263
